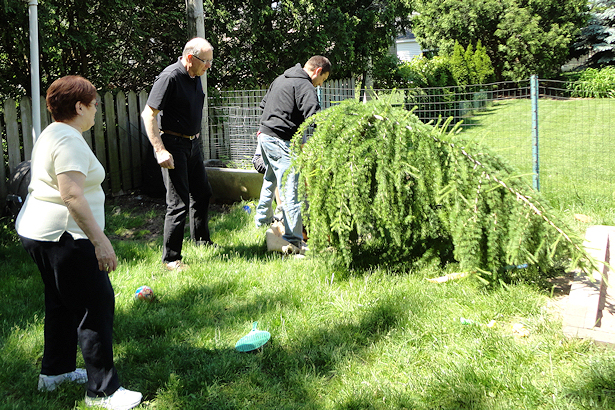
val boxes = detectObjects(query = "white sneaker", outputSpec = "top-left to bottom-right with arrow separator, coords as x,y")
164,260 -> 189,271
85,387 -> 142,410
38,368 -> 88,391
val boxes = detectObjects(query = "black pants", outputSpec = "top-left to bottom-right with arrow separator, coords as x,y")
20,232 -> 120,398
161,134 -> 212,263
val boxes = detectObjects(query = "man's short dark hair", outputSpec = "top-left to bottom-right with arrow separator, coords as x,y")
306,56 -> 331,75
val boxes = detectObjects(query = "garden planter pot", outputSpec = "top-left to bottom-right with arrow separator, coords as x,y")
205,166 -> 263,202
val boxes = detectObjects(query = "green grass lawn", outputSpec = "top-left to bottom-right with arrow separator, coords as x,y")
459,97 -> 615,215
2,200 -> 615,409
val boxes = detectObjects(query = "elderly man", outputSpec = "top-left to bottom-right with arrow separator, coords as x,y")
256,55 -> 331,254
141,37 -> 215,271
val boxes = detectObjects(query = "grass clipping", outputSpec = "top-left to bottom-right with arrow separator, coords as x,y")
293,99 -> 593,282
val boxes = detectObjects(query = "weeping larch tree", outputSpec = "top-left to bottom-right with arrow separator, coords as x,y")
293,99 -> 595,284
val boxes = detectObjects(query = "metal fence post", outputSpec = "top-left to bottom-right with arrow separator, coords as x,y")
531,75 -> 540,191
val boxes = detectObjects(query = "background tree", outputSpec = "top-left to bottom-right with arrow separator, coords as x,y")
571,0 -> 615,67
0,0 -> 186,99
449,41 -> 494,85
1,0 -> 413,98
411,0 -> 589,80
205,0 -> 413,89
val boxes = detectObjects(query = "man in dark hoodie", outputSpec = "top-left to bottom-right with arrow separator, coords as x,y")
255,56 -> 331,254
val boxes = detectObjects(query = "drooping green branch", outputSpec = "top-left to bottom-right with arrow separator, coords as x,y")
292,98 -> 595,282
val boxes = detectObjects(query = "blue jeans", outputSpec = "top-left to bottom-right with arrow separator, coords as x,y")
254,135 -> 276,227
257,134 -> 303,246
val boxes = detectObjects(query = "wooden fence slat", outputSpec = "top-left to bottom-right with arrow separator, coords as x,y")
138,90 -> 151,163
116,91 -> 132,191
0,118 -> 6,211
82,128 -> 93,149
40,95 -> 51,130
81,98 -> 94,149
1,78 -> 357,201
20,97 -> 34,160
128,91 -> 142,187
5,98 -> 21,173
104,92 -> 121,194
93,93 -> 108,193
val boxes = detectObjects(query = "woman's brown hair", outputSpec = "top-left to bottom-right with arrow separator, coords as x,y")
46,75 -> 97,122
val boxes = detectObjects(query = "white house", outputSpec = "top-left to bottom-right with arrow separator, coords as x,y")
393,31 -> 422,61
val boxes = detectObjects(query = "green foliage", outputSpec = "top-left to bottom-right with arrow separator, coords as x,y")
568,66 -> 615,97
449,41 -> 495,85
1,0 -> 414,96
386,55 -> 456,89
370,53 -> 414,89
293,99 -> 593,282
208,0 -> 413,88
373,42 -> 494,90
0,0 -> 186,98
571,0 -> 615,67
412,0 -> 589,81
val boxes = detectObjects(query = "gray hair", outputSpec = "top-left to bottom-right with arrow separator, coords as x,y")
182,37 -> 213,59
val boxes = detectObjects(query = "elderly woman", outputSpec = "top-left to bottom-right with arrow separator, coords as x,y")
15,76 -> 141,410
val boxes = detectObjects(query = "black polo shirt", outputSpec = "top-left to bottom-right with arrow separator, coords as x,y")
147,58 -> 205,136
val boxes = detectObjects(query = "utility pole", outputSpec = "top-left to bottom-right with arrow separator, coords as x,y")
185,0 -> 210,159
27,0 -> 41,142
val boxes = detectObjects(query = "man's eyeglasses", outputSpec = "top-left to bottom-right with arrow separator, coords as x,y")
192,54 -> 213,65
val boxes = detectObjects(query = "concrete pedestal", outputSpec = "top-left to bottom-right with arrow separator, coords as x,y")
563,225 -> 615,347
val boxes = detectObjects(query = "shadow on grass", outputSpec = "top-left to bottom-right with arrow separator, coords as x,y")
0,242 -> 44,329
107,282 -> 411,409
563,357 -> 615,408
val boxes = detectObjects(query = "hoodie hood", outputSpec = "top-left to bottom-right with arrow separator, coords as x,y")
283,63 -> 311,80
258,63 -> 320,141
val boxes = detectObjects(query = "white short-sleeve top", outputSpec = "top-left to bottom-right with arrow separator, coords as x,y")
16,122 -> 106,241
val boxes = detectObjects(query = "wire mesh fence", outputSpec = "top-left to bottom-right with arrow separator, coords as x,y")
207,78 -> 356,168
207,78 -> 614,206
532,80 -> 615,206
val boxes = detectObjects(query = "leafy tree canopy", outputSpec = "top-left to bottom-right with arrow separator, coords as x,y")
1,0 -> 413,98
411,0 -> 589,80
0,0 -> 186,99
205,0 -> 413,89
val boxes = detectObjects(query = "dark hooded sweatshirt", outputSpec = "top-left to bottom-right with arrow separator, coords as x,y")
258,63 -> 320,141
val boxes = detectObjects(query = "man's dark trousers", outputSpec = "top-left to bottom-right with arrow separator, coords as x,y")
160,134 -> 212,263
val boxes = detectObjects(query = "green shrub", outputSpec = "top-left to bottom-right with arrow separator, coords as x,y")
569,67 -> 615,97
403,55 -> 456,88
449,41 -> 495,86
371,54 -> 415,89
293,99 -> 594,283
376,42 -> 495,90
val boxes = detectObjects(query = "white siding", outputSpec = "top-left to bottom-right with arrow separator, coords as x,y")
396,38 -> 422,61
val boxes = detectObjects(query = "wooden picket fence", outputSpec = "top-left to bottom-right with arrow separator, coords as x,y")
0,90 -> 152,212
0,78 -> 357,212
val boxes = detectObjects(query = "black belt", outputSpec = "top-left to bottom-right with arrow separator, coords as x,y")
162,130 -> 199,140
